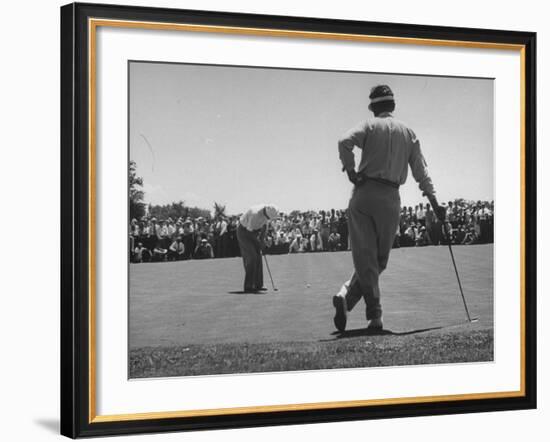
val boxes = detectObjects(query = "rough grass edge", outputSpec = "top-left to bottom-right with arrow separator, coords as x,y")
129,329 -> 493,378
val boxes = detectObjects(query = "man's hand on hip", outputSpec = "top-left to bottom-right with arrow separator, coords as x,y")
346,169 -> 364,186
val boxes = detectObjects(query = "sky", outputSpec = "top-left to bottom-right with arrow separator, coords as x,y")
129,61 -> 493,214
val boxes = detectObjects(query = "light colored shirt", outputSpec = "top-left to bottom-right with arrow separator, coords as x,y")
167,225 -> 176,237
425,209 -> 435,227
310,233 -> 323,251
217,220 -> 228,236
447,207 -> 456,221
289,238 -> 301,253
477,208 -> 491,220
169,241 -> 185,253
338,112 -> 435,195
239,205 -> 269,232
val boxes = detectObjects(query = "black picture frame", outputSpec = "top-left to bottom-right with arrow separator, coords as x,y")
61,2 -> 536,438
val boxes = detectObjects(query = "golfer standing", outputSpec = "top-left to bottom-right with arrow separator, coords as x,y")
333,85 -> 445,331
237,204 -> 279,293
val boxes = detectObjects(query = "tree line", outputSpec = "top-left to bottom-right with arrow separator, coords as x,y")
129,160 -> 222,221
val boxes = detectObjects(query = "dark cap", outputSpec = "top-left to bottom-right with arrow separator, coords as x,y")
369,85 -> 394,104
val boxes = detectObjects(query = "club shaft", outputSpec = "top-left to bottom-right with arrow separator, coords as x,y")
446,239 -> 472,322
263,254 -> 277,290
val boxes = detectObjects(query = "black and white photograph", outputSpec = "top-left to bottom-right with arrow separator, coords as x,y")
128,61 -> 494,378
0,0 -> 543,439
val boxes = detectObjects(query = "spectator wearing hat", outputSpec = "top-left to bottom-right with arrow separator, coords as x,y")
156,220 -> 169,249
328,231 -> 341,251
337,211 -> 349,251
300,236 -> 310,252
227,217 -> 239,257
141,219 -> 155,250
462,227 -> 478,245
130,218 -> 140,241
404,223 -> 417,246
454,226 -> 466,245
168,237 -> 185,261
175,220 -> 183,237
425,203 -> 436,245
310,229 -> 323,252
194,238 -> 214,259
264,234 -> 274,251
167,218 -> 177,241
319,213 -> 330,251
288,235 -> 302,253
415,226 -> 429,246
215,216 -> 229,258
237,204 -> 279,293
133,242 -> 151,263
416,203 -> 426,227
442,220 -> 454,245
152,244 -> 168,262
181,219 -> 195,259
478,203 -> 492,243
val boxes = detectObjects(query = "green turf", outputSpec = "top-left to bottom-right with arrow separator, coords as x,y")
130,329 -> 493,378
129,244 -> 493,377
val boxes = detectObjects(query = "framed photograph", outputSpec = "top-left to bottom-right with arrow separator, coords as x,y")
60,2 -> 536,438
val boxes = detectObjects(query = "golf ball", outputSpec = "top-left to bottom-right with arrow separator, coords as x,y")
306,284 -> 311,288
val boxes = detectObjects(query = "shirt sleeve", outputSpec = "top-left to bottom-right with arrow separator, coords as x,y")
338,121 -> 368,172
240,212 -> 250,230
408,131 -> 435,196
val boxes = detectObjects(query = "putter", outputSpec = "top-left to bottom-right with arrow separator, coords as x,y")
263,254 -> 278,291
443,224 -> 478,323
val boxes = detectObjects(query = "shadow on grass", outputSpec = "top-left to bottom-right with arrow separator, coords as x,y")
226,290 -> 269,295
321,325 -> 446,341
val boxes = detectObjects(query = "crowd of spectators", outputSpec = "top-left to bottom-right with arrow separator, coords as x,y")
396,199 -> 494,248
129,199 -> 493,263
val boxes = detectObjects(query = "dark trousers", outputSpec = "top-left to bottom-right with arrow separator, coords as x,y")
236,225 -> 263,291
167,250 -> 184,261
430,221 -> 442,245
215,233 -> 229,258
183,234 -> 194,259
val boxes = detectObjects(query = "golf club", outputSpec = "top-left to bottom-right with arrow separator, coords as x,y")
443,224 -> 478,323
263,254 -> 278,291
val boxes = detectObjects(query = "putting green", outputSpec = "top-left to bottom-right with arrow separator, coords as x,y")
129,244 -> 493,348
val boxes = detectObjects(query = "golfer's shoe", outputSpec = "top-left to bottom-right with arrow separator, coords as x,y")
367,317 -> 383,330
243,287 -> 260,294
332,295 -> 347,332
258,287 -> 268,291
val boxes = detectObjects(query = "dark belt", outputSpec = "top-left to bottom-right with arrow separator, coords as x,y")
359,174 -> 400,189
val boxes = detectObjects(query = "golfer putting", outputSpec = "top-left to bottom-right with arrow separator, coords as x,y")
237,204 -> 279,293
332,85 -> 446,332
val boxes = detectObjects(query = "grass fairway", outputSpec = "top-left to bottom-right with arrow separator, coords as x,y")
129,244 -> 493,378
